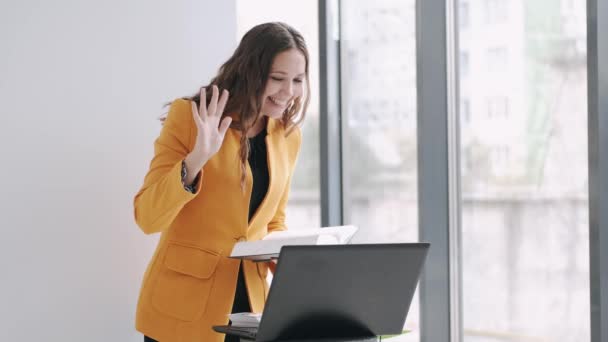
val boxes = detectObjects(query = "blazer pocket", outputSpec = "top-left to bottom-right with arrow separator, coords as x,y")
152,242 -> 220,322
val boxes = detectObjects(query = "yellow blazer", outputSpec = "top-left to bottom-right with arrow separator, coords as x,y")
133,99 -> 301,342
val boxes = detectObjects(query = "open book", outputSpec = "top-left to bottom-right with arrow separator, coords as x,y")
230,225 -> 358,261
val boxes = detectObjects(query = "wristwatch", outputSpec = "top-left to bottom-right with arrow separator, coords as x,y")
181,160 -> 198,194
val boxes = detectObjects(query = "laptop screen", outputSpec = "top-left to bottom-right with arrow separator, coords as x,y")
256,243 -> 429,341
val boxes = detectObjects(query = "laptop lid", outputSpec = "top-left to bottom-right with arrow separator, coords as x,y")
255,243 -> 430,341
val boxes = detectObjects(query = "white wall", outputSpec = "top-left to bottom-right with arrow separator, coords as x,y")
0,1 -> 236,340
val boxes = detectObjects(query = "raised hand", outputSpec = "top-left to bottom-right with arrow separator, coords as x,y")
184,85 -> 232,184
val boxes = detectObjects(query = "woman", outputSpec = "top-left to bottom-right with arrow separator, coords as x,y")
133,22 -> 310,342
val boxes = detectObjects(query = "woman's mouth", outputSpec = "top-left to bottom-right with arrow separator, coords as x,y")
269,96 -> 288,107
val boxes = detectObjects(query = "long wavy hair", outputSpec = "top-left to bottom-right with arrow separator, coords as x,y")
169,22 -> 310,190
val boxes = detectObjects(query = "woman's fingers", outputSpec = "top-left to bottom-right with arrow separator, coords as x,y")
216,89 -> 229,117
191,101 -> 202,125
207,85 -> 219,116
218,116 -> 232,137
193,85 -> 229,129
198,87 -> 207,120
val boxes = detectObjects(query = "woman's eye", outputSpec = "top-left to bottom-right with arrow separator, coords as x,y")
271,76 -> 303,83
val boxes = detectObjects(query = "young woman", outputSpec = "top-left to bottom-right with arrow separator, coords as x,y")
133,22 -> 310,342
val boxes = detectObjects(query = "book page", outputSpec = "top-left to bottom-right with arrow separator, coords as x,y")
230,225 -> 359,259
231,235 -> 318,257
317,234 -> 340,244
262,230 -> 319,241
316,225 -> 358,243
262,225 -> 358,243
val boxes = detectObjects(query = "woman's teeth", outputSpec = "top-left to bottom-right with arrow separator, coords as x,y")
270,96 -> 287,106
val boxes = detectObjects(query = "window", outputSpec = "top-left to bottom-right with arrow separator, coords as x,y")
484,0 -> 508,24
490,145 -> 510,170
458,0 -> 589,340
341,1 -> 419,340
460,51 -> 470,77
485,96 -> 509,119
461,98 -> 471,124
459,1 -> 470,29
486,47 -> 508,72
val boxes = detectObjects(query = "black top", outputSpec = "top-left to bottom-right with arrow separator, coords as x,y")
247,127 -> 270,221
227,127 -> 269,341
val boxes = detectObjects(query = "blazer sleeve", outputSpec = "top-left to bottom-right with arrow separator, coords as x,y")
267,127 -> 302,234
133,99 -> 204,235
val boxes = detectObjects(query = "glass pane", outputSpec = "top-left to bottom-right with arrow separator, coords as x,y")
236,0 -> 321,230
458,0 -> 589,340
341,1 -> 419,340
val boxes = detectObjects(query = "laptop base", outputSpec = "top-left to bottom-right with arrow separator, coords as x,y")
238,338 -> 378,342
213,325 -> 378,342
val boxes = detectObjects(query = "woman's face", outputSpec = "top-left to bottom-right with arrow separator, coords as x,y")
259,48 -> 307,119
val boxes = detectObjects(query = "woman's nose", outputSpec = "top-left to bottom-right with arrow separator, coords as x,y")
282,80 -> 294,96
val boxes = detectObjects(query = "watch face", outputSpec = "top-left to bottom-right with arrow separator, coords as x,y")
181,160 -> 188,180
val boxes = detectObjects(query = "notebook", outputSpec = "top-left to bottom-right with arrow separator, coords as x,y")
230,225 -> 358,261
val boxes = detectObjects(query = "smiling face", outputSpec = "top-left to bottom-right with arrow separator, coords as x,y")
259,48 -> 307,120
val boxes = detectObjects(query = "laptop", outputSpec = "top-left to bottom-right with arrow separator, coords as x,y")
213,243 -> 430,341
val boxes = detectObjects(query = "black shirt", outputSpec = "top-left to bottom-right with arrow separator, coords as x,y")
247,127 -> 270,222
227,127 -> 269,341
